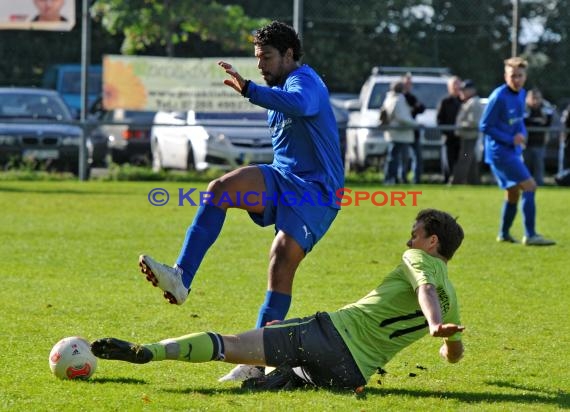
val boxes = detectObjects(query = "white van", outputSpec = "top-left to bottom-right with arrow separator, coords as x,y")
344,67 -> 450,172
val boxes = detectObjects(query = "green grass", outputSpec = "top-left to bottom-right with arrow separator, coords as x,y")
0,180 -> 568,411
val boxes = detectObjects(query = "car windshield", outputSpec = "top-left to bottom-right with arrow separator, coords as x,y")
368,82 -> 449,110
0,92 -> 72,120
189,111 -> 267,125
194,112 -> 267,121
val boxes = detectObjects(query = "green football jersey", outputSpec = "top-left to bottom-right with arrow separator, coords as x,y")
329,249 -> 461,382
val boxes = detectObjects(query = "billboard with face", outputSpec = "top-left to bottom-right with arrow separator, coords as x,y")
0,0 -> 75,31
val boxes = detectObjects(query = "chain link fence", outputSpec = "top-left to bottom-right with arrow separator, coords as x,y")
256,0 -> 570,109
273,0 -> 570,179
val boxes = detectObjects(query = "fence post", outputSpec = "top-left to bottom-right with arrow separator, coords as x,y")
79,0 -> 91,181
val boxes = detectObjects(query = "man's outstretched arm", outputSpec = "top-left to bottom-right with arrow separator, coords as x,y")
416,283 -> 464,363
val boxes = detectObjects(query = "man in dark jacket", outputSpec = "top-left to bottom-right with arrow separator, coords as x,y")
523,88 -> 552,186
437,76 -> 462,183
402,73 -> 426,184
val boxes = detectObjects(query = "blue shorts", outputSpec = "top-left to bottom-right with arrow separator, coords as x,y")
489,155 -> 531,190
248,164 -> 339,253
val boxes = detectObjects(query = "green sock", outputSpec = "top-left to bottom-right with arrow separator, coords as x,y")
142,342 -> 167,361
143,332 -> 220,363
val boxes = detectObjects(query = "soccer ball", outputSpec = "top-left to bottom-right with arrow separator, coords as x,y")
49,337 -> 97,380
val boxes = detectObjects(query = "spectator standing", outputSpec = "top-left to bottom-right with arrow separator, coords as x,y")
523,89 -> 552,186
383,81 -> 418,184
452,80 -> 483,185
402,73 -> 426,184
437,76 -> 462,183
479,56 -> 555,246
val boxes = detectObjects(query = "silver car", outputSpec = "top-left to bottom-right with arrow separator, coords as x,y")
151,110 -> 273,172
89,109 -> 156,166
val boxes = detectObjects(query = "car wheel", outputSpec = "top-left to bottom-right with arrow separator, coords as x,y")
345,158 -> 365,174
110,149 -> 126,165
152,141 -> 163,172
186,144 -> 195,171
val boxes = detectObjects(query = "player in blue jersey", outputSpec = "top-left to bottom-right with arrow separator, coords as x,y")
479,57 -> 555,246
138,21 -> 344,381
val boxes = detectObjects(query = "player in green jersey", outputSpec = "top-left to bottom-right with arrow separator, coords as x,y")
91,209 -> 465,391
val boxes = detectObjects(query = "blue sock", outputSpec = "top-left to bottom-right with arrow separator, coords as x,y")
255,290 -> 292,328
176,204 -> 226,289
521,191 -> 536,237
499,201 -> 517,238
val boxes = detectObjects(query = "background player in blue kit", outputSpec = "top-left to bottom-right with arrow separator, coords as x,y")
138,21 -> 344,381
479,57 -> 555,246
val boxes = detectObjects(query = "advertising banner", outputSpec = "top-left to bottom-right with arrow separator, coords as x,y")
103,55 -> 266,113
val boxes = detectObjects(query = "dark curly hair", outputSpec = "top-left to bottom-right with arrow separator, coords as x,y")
253,21 -> 303,61
416,209 -> 464,260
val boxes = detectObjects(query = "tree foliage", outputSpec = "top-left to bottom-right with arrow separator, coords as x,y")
287,0 -> 569,102
216,0 -> 519,95
90,0 -> 269,56
1,0 -> 570,105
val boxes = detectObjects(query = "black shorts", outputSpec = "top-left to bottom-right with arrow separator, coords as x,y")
263,312 -> 366,389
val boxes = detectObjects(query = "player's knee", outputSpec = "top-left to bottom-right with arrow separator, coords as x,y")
206,178 -> 225,196
525,181 -> 537,192
271,233 -> 305,262
519,177 -> 537,192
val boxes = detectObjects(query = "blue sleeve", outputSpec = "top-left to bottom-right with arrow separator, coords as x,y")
479,91 -> 515,145
245,72 -> 320,117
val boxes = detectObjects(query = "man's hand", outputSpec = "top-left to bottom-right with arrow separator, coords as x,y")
264,320 -> 283,326
429,323 -> 465,337
218,61 -> 246,94
513,133 -> 526,146
439,341 -> 464,363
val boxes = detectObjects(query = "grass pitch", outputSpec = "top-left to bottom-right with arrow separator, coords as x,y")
0,180 -> 568,411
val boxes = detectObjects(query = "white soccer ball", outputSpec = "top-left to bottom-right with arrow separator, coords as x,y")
49,336 -> 97,380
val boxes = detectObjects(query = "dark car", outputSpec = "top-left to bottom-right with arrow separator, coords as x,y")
90,108 -> 155,166
0,88 -> 87,174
